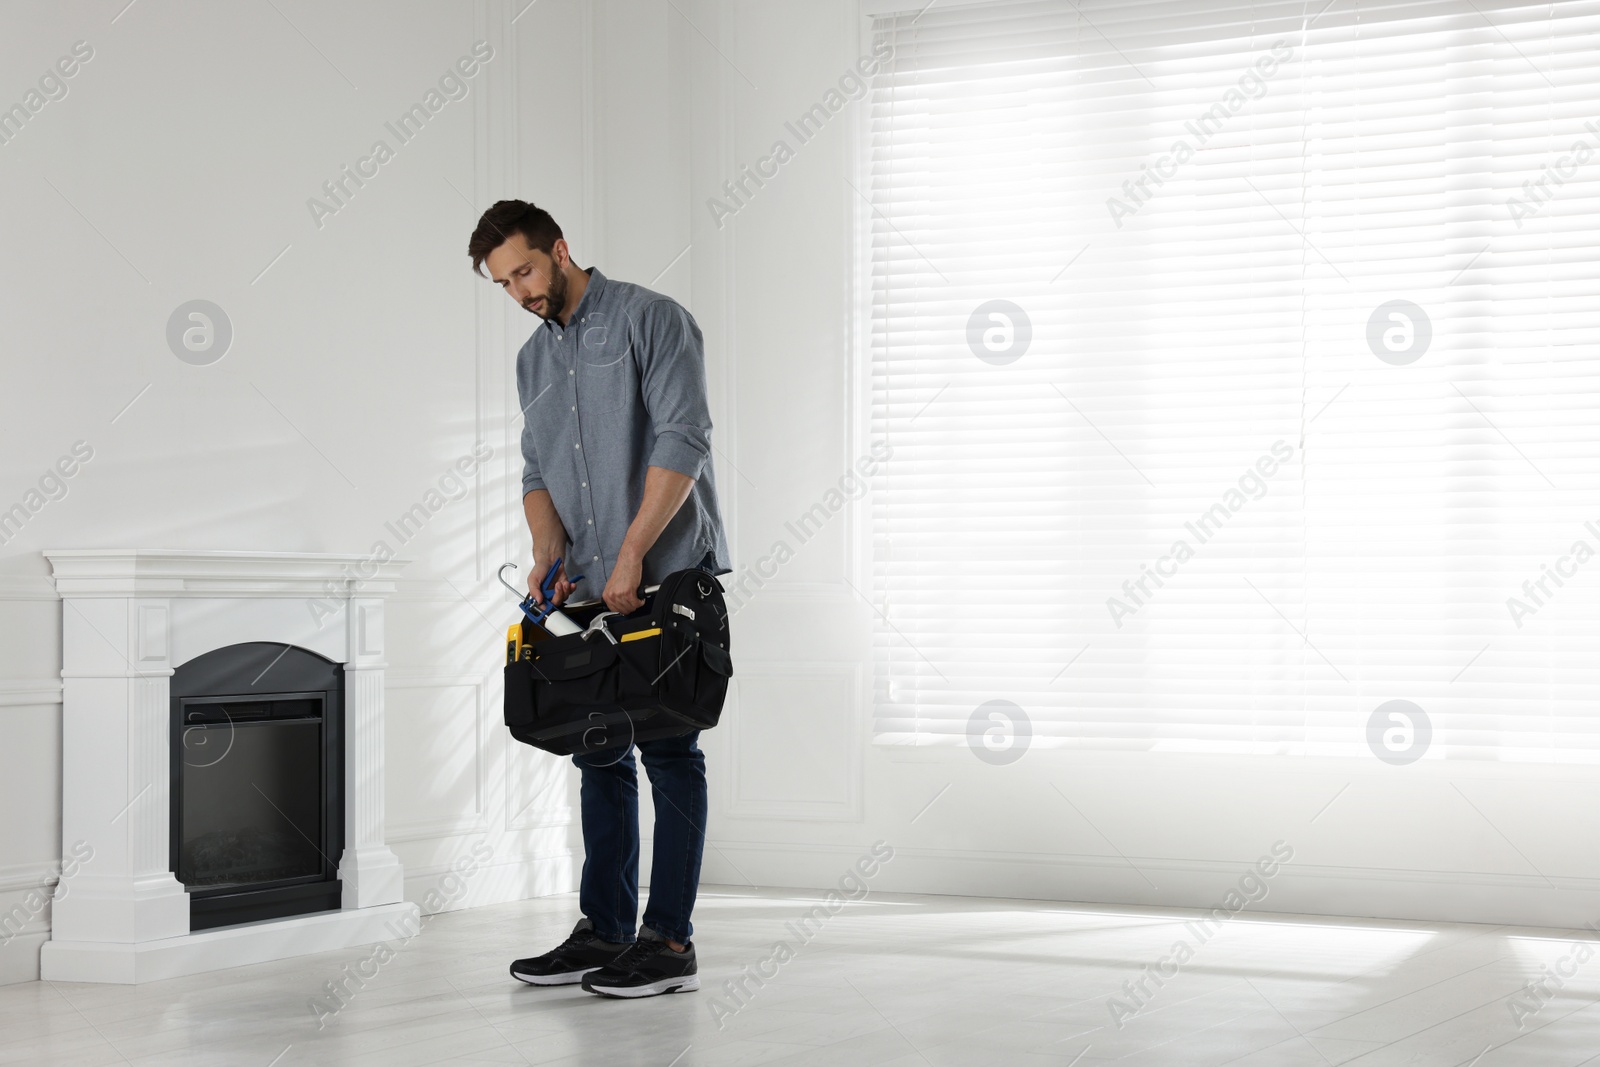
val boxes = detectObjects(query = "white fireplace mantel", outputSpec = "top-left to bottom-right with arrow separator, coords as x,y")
39,549 -> 421,984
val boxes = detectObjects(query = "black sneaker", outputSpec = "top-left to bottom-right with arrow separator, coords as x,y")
510,918 -> 628,986
580,927 -> 699,998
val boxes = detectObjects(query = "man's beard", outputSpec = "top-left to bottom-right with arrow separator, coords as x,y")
527,264 -> 568,320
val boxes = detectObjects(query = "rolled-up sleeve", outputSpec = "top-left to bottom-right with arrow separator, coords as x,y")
520,417 -> 546,496
636,299 -> 713,480
515,349 -> 548,496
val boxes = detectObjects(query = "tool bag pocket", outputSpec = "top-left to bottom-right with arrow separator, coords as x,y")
655,626 -> 733,730
535,639 -> 619,716
504,633 -> 629,755
503,655 -> 535,729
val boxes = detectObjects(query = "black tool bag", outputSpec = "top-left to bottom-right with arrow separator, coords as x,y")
503,566 -> 733,757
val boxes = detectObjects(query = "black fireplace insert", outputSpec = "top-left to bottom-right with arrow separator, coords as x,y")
169,642 -> 344,931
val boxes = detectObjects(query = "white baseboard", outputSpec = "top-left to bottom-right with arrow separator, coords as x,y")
0,932 -> 49,987
402,848 -> 580,916
699,839 -> 1600,931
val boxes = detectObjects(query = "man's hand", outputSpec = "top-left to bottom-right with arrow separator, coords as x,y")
603,551 -> 645,615
601,467 -> 695,615
523,494 -> 576,607
530,543 -> 576,607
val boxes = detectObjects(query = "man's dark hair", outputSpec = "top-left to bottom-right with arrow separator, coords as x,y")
468,199 -> 563,277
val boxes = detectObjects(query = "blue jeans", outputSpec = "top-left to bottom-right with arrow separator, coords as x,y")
571,549 -> 715,945
573,731 -> 706,945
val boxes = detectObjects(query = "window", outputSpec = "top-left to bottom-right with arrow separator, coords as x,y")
866,0 -> 1600,761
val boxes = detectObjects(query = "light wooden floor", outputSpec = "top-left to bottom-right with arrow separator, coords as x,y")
1,885 -> 1595,1066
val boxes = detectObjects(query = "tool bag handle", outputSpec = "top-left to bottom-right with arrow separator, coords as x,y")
559,584 -> 661,611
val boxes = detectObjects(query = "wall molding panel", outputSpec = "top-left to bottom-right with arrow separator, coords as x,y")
725,660 -> 864,823
385,674 -> 489,844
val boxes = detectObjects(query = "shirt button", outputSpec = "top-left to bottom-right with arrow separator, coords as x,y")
581,481 -> 587,487
571,405 -> 575,411
569,369 -> 574,376
574,443 -> 580,449
587,519 -> 593,525
592,555 -> 599,561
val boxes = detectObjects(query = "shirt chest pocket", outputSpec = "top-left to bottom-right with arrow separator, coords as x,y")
575,321 -> 637,416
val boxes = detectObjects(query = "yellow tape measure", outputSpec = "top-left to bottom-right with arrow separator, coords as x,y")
620,627 -> 661,643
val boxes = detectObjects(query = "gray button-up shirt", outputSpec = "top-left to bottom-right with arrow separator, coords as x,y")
515,267 -> 730,602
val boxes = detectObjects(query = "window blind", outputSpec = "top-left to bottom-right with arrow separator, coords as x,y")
866,0 -> 1600,761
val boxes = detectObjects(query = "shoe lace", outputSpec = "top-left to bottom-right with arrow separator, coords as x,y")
609,938 -> 662,971
557,927 -> 599,953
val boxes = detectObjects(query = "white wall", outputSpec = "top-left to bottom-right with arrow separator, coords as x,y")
667,0 -> 1600,934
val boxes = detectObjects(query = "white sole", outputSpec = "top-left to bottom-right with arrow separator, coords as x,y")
511,966 -> 598,986
583,974 -> 700,998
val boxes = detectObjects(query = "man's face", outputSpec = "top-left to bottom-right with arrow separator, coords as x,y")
486,233 -> 568,320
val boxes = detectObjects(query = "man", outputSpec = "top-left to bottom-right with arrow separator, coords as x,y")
468,199 -> 730,998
